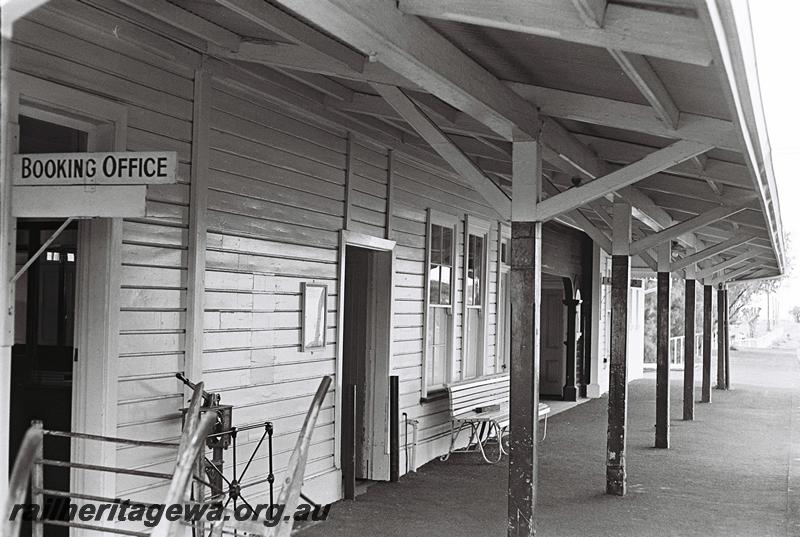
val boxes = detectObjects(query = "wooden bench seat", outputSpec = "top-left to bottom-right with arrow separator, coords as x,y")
441,373 -> 551,464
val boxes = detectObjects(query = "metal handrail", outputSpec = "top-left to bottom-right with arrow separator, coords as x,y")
150,412 -> 217,537
668,332 -> 717,365
41,429 -> 179,449
273,375 -> 332,537
0,383 -> 208,537
1,421 -> 43,537
150,381 -> 213,537
206,375 -> 332,537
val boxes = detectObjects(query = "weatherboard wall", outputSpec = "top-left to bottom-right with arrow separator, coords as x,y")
9,0 -> 595,510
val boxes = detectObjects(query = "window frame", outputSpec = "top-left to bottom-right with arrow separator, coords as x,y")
461,215 -> 491,380
495,224 -> 511,374
422,209 -> 459,397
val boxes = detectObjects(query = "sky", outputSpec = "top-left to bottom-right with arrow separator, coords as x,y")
739,1 -> 800,319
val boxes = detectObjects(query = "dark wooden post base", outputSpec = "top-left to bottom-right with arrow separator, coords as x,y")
716,285 -> 726,390
655,271 -> 670,449
701,285 -> 712,403
683,279 -> 695,420
606,254 -> 629,496
723,289 -> 731,390
508,221 -> 541,537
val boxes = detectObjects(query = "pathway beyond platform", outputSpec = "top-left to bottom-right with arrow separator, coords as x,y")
301,345 -> 800,536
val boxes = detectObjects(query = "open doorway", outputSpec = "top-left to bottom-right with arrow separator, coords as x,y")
540,273 -> 568,398
341,244 -> 393,498
9,115 -> 85,536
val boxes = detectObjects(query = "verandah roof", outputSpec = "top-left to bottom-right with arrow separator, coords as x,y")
71,0 -> 785,283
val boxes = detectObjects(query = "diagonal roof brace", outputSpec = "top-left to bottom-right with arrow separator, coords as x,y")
695,249 -> 761,281
711,261 -> 763,286
543,180 -> 611,252
630,196 -> 756,256
372,83 -> 511,219
607,49 -> 679,130
532,140 -> 713,222
670,231 -> 757,273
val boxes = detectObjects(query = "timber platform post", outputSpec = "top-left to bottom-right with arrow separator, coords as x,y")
701,284 -> 713,403
508,140 -> 542,537
716,283 -> 726,390
655,241 -> 671,448
683,268 -> 696,420
606,200 -> 631,496
723,287 -> 731,390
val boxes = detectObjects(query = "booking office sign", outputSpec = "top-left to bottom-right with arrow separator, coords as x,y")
11,151 -> 178,217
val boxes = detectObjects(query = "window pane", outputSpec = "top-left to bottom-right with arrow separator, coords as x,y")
440,265 -> 451,305
441,226 -> 453,266
473,236 -> 483,306
429,224 -> 441,304
427,307 -> 450,387
464,308 -> 481,379
429,264 -> 441,304
467,233 -> 484,306
431,224 -> 442,266
467,235 -> 475,305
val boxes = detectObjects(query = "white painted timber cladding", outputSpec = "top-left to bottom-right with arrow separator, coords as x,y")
9,0 -> 196,509
12,0 -> 507,509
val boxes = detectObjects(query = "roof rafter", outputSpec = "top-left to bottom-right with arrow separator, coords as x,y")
398,0 -> 713,65
272,0 -> 540,141
215,17 -> 737,243
203,0 -> 763,267
566,1 -> 680,131
215,0 -> 366,72
571,0 -> 607,28
508,82 -> 740,151
116,0 -> 241,50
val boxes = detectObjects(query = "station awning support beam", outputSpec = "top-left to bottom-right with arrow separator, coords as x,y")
683,260 -> 697,420
701,284 -> 713,403
655,240 -> 671,449
606,200 -> 631,496
508,140 -> 543,537
716,284 -> 727,390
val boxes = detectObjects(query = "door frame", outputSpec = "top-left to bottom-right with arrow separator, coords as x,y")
495,223 -> 511,373
335,231 -> 395,480
539,275 -> 568,396
3,72 -> 125,502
